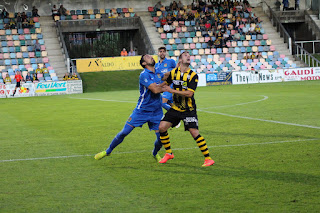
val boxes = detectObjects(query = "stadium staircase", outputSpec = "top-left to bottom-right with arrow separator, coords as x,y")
309,14 -> 320,38
136,11 -> 162,53
39,16 -> 67,80
251,6 -> 305,67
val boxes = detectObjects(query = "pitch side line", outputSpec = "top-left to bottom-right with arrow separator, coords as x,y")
198,109 -> 320,130
200,95 -> 269,109
69,97 -> 320,129
69,97 -> 136,103
0,138 -> 318,163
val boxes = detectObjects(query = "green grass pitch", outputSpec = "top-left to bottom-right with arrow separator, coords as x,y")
1,80 -> 320,212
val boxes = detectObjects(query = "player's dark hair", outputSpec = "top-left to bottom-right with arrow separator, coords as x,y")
140,54 -> 146,68
158,46 -> 166,52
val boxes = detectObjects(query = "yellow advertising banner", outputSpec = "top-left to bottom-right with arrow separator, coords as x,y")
76,55 -> 158,73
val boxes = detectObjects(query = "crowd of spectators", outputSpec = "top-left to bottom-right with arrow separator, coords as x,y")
0,6 -> 40,30
120,48 -> 136,56
63,72 -> 79,81
155,0 -> 263,49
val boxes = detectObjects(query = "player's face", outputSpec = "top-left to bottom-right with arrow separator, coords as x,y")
158,49 -> 166,60
144,54 -> 155,67
180,52 -> 190,65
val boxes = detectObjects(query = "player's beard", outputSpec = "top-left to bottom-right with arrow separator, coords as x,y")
148,60 -> 156,67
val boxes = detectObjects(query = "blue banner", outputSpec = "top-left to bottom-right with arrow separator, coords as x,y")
206,72 -> 232,86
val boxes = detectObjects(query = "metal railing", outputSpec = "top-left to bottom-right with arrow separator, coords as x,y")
304,11 -> 320,40
56,21 -> 80,78
59,17 -> 140,32
295,43 -> 320,67
261,0 -> 292,54
295,40 -> 320,54
260,0 -> 320,67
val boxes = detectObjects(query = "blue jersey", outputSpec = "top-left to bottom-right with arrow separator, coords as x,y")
162,84 -> 173,104
155,58 -> 176,74
135,68 -> 163,112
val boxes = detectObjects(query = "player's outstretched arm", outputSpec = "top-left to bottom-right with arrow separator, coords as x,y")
148,83 -> 165,94
163,85 -> 194,98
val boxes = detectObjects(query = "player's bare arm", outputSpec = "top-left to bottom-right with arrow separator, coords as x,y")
148,83 -> 165,94
163,84 -> 194,98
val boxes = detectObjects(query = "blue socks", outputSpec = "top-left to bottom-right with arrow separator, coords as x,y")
106,124 -> 134,155
152,132 -> 162,156
162,102 -> 171,111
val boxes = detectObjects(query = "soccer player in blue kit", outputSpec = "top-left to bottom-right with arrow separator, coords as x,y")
94,54 -> 165,162
155,47 -> 176,111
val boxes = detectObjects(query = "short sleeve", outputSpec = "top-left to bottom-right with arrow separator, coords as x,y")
188,73 -> 198,92
170,59 -> 176,69
139,72 -> 154,88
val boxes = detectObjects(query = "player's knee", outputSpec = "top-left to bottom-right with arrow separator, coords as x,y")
189,128 -> 199,138
159,123 -> 166,133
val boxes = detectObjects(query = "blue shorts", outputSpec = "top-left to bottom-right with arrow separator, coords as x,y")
162,92 -> 173,104
126,109 -> 163,131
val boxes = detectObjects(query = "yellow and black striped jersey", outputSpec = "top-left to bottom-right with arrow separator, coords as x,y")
166,67 -> 198,112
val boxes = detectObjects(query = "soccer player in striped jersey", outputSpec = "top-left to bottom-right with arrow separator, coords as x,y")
158,51 -> 215,167
94,54 -> 165,162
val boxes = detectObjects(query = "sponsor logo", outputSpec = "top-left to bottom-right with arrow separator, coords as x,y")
183,117 -> 198,125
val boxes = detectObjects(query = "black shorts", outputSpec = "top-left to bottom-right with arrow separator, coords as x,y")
16,81 -> 20,87
162,108 -> 199,131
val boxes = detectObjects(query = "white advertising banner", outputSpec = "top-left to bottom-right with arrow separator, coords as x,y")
67,80 -> 83,94
1,80 -> 83,98
232,71 -> 259,84
232,70 -> 284,85
283,67 -> 320,81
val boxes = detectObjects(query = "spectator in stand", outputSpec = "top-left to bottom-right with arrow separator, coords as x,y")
160,16 -> 167,26
32,6 -> 40,17
12,71 -> 23,97
207,37 -> 214,48
1,8 -> 8,19
121,48 -> 128,56
58,5 -> 67,16
36,65 -> 42,74
214,38 -> 222,48
163,22 -> 171,33
275,0 -> 281,11
244,52 -> 251,59
250,52 -> 256,59
204,20 -> 211,30
34,40 -> 41,52
234,31 -> 241,41
128,49 -> 136,56
254,25 -> 261,34
16,12 -> 23,29
4,74 -> 11,84
170,1 -> 178,10
295,0 -> 300,10
282,0 -> 289,11
29,18 -> 35,28
9,19 -> 16,29
63,73 -> 70,81
33,73 -> 38,82
42,64 -> 48,74
52,5 -> 59,19
178,0 -> 184,9
257,52 -> 263,59
72,73 -> 79,80
154,1 -> 163,11
26,73 -> 32,82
